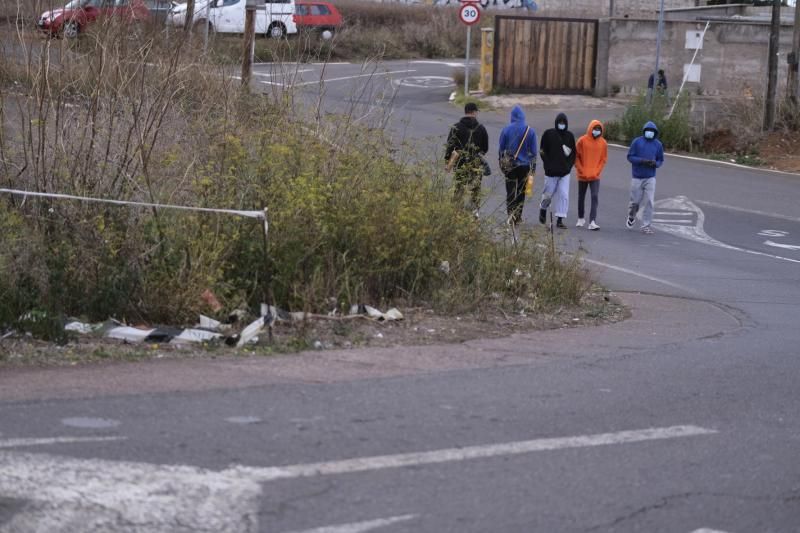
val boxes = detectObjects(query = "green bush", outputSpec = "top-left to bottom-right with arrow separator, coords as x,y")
605,93 -> 693,151
0,17 -> 588,335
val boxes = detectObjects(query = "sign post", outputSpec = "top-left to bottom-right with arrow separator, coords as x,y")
242,0 -> 261,88
459,2 -> 480,97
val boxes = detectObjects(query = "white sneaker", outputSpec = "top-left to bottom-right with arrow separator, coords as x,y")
576,218 -> 586,227
588,221 -> 600,231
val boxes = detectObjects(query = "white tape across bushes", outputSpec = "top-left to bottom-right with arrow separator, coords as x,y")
0,188 -> 269,236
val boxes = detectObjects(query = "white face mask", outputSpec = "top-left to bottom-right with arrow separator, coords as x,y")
592,129 -> 602,138
644,130 -> 656,140
557,123 -> 567,131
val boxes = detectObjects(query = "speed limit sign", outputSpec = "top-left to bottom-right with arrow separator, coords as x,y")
459,3 -> 480,26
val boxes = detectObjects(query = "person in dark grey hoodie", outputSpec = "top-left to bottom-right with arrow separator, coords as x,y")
538,112 -> 576,229
445,102 -> 489,214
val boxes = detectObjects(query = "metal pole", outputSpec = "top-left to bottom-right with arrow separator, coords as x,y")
465,25 -> 472,97
203,1 -> 210,55
668,21 -> 710,118
648,0 -> 666,105
764,0 -> 781,131
789,0 -> 800,106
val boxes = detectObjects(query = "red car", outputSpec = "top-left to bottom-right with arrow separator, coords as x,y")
37,0 -> 151,39
293,1 -> 342,35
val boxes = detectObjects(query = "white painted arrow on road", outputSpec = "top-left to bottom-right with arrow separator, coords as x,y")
0,425 -> 716,532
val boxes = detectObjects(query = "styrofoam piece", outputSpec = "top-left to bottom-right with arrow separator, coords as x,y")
236,317 -> 265,348
107,327 -> 156,343
173,329 -> 223,344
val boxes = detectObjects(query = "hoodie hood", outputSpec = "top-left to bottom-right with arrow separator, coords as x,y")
510,105 -> 526,124
555,112 -> 569,130
585,119 -> 604,137
642,121 -> 659,137
459,116 -> 479,129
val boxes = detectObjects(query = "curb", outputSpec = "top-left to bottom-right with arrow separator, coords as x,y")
607,142 -> 800,177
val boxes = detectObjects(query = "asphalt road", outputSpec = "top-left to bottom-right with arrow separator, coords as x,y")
1,60 -> 800,533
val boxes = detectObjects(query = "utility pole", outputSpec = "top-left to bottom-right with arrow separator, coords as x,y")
648,0 -> 666,105
764,0 -> 781,131
242,0 -> 257,89
184,0 -> 195,32
789,0 -> 800,106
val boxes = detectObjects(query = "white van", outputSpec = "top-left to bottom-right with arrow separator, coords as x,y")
169,0 -> 297,38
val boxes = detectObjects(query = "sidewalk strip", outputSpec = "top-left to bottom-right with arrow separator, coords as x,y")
235,425 -> 716,482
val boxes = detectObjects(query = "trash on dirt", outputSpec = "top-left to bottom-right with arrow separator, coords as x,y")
198,315 -> 222,330
234,316 -> 266,348
348,304 -> 404,322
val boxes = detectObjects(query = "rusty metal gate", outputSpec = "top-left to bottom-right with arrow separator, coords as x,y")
493,16 -> 598,94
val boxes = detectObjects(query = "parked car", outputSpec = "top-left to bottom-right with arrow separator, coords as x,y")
168,0 -> 297,39
37,0 -> 151,39
293,1 -> 341,36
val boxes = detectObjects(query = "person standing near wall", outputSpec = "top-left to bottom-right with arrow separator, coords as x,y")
499,105 -> 538,226
626,121 -> 664,235
575,119 -> 607,230
538,112 -> 576,229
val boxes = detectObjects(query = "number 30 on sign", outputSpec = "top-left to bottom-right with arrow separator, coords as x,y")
459,3 -> 480,25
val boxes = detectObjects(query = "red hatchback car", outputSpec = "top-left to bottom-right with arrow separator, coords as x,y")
293,1 -> 342,35
37,0 -> 151,39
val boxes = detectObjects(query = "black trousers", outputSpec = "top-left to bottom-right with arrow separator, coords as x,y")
504,166 -> 529,224
577,180 -> 600,222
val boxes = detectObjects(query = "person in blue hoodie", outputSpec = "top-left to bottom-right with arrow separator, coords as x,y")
626,121 -> 664,234
498,105 -> 537,226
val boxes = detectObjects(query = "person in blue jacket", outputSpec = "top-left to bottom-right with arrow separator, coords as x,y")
498,105 -> 537,226
626,121 -> 664,234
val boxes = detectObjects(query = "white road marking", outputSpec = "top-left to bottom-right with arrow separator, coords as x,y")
294,69 -> 416,87
0,436 -> 125,449
61,417 -> 120,429
764,240 -> 800,251
757,229 -> 790,237
652,219 -> 694,224
583,258 -> 693,292
226,416 -> 263,425
0,425 -> 714,531
393,76 -> 456,89
283,515 -> 417,533
608,143 -> 800,177
253,69 -> 313,78
410,60 -> 478,68
654,196 -> 800,265
694,199 -> 800,223
0,450 -> 262,532
691,529 -> 731,533
234,425 -> 716,482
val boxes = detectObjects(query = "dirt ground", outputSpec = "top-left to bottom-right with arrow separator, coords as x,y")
756,131 -> 800,173
0,288 -> 628,367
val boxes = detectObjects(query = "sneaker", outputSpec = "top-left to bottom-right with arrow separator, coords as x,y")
556,218 -> 567,229
539,209 -> 547,225
588,221 -> 600,231
641,225 -> 654,235
626,216 -> 635,229
576,218 -> 586,228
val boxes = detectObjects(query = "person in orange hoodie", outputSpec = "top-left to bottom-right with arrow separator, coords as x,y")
575,120 -> 608,230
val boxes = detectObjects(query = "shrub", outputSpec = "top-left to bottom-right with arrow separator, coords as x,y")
0,8 -> 588,335
604,93 -> 693,151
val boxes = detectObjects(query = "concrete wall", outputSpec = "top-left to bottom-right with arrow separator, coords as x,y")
395,0 -> 698,17
602,18 -> 796,97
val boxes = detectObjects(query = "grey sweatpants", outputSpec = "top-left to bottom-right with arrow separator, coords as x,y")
628,177 -> 656,227
540,174 -> 570,218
